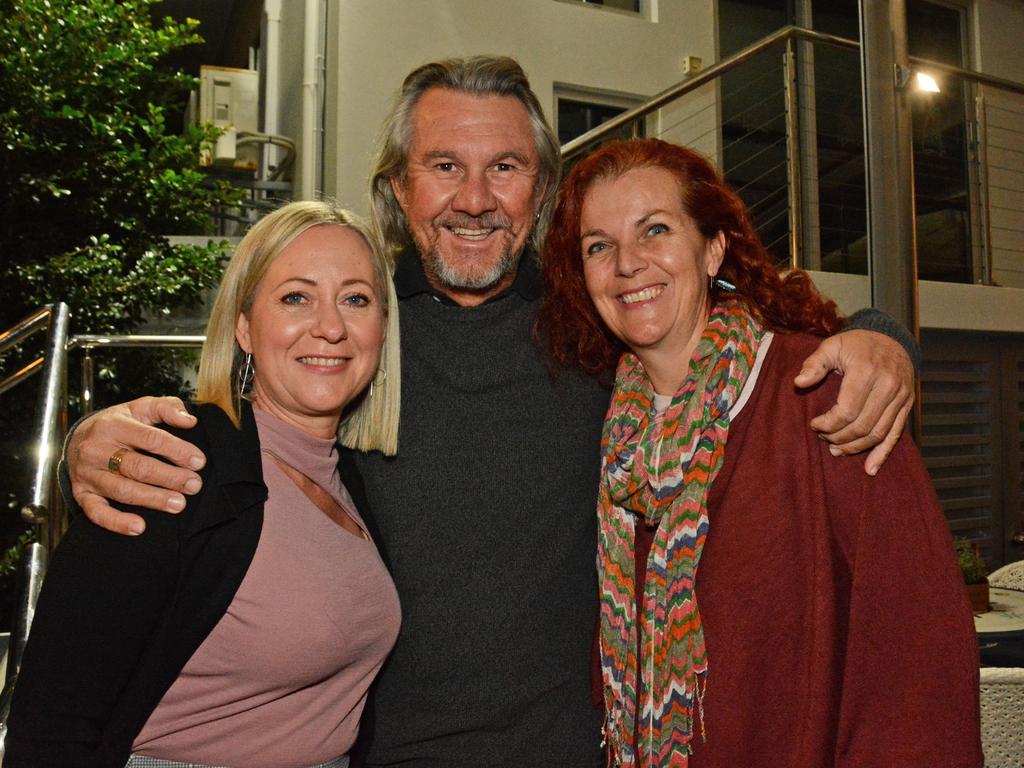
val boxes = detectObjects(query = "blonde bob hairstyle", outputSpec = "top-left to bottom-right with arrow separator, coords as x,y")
196,200 -> 401,456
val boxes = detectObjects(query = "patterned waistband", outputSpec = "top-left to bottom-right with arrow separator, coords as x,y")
125,754 -> 349,768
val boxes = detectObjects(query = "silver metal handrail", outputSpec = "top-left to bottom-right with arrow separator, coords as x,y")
24,306 -> 71,534
0,303 -> 70,759
0,541 -> 46,756
69,334 -> 207,350
0,325 -> 204,757
0,308 -> 55,397
70,334 -> 205,417
561,25 -> 806,161
0,305 -> 71,532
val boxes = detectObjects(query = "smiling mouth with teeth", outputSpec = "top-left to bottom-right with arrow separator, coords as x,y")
297,357 -> 348,367
446,226 -> 495,241
619,285 -> 665,305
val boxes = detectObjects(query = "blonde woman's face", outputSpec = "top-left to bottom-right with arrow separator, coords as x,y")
235,225 -> 385,438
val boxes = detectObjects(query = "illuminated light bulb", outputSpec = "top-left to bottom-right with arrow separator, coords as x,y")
915,71 -> 940,93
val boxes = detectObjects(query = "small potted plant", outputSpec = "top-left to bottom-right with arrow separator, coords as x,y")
955,538 -> 989,612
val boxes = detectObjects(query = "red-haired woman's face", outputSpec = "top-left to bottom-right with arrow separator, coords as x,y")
580,166 -> 724,390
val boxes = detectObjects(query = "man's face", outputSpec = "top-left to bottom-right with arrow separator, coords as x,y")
391,87 -> 542,305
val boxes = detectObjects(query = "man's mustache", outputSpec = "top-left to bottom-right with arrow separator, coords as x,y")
433,214 -> 513,231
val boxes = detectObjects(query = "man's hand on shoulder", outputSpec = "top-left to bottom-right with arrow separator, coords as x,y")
794,330 -> 915,476
68,396 -> 206,535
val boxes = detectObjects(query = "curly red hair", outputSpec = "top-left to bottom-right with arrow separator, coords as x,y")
538,138 -> 844,376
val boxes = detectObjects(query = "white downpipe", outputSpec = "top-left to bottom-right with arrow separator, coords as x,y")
263,0 -> 282,175
301,0 -> 321,199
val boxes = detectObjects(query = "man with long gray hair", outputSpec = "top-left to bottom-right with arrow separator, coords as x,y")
64,55 -> 916,766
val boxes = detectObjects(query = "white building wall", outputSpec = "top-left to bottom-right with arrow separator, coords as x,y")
973,0 -> 1024,289
980,85 -> 1024,290
276,2 -> 309,196
973,0 -> 1024,83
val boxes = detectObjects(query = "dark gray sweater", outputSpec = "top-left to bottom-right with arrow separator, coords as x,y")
344,253 -> 609,767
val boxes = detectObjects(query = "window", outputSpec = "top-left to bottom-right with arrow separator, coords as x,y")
565,0 -> 641,13
717,0 -> 975,281
906,0 -> 973,283
555,86 -> 645,146
810,0 -> 974,282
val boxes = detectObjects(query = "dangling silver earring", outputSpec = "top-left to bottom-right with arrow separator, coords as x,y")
238,353 -> 255,396
369,367 -> 387,398
709,275 -> 736,292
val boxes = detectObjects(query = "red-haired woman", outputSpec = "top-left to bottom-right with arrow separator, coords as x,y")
539,139 -> 981,768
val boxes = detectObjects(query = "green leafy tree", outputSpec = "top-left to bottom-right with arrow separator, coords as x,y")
0,0 -> 243,623
0,0 -> 240,329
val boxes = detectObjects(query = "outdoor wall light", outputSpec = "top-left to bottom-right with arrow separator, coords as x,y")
915,71 -> 941,93
895,64 -> 942,94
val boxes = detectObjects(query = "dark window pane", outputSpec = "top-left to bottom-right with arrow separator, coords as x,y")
810,0 -> 971,281
557,98 -> 638,145
907,0 -> 971,282
718,0 -> 792,266
581,0 -> 641,12
907,0 -> 963,66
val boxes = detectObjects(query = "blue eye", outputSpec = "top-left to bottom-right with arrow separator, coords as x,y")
281,292 -> 307,305
647,223 -> 669,236
344,293 -> 371,307
584,242 -> 609,257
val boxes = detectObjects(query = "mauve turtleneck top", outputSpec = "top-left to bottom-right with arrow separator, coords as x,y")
132,407 -> 400,768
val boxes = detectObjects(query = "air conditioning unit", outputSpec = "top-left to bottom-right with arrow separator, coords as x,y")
187,65 -> 260,169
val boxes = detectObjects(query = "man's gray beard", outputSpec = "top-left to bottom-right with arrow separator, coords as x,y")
422,240 -> 523,292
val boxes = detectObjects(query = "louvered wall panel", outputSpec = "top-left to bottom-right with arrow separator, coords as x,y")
921,331 -> 1024,568
919,339 -> 999,562
1003,350 -> 1024,555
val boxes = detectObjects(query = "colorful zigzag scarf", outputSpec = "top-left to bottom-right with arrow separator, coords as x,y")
598,300 -> 763,767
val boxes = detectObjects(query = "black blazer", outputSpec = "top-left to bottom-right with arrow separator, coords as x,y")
5,402 -> 268,767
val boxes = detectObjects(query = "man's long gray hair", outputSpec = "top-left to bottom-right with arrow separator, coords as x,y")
369,55 -> 561,261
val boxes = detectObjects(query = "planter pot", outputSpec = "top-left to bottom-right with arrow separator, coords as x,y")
965,579 -> 990,613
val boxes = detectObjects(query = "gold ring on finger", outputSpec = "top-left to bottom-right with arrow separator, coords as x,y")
107,448 -> 130,474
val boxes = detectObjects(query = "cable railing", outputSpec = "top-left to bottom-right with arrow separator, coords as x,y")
559,24 -> 1024,285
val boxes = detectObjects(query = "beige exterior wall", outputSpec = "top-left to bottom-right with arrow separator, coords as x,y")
810,271 -> 1024,334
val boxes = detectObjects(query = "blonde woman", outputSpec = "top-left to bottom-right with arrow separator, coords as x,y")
7,201 -> 401,768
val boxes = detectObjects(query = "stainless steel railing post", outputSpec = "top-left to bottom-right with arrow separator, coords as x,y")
21,303 -> 70,536
0,532 -> 50,759
783,38 -> 803,271
81,348 -> 95,417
